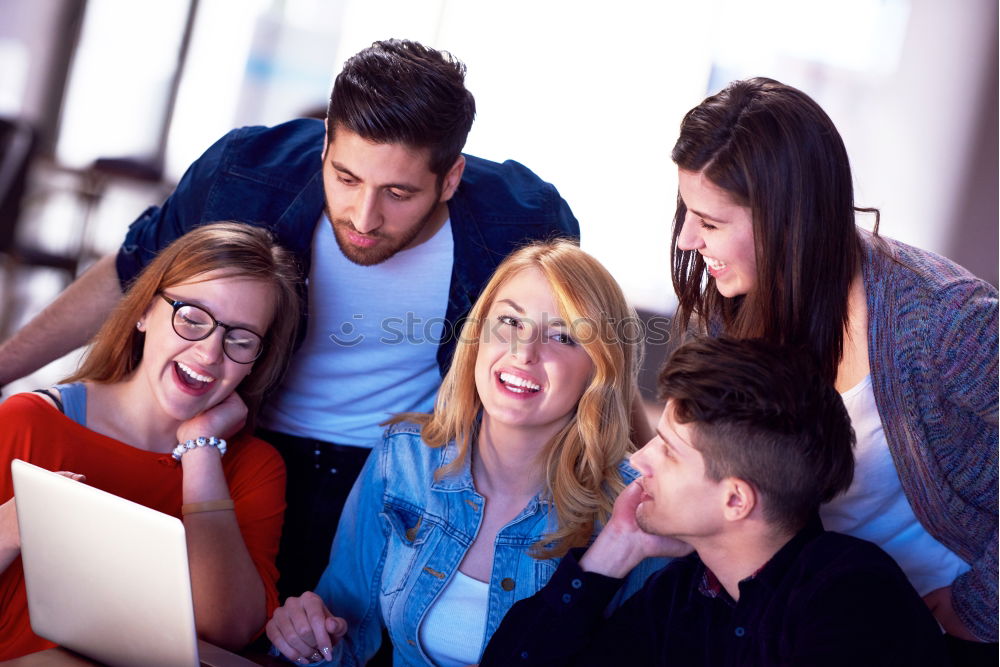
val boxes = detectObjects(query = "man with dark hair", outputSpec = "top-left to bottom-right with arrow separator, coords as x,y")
0,39 -> 580,599
481,337 -> 951,666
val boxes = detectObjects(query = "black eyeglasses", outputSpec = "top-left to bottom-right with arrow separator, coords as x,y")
159,294 -> 264,364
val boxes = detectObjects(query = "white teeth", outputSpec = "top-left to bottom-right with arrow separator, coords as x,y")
499,372 -> 541,392
177,362 -> 215,383
703,256 -> 727,271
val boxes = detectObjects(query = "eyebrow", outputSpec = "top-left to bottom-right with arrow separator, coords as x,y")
494,299 -> 569,327
688,207 -> 729,224
330,160 -> 422,194
656,424 -> 689,455
496,298 -> 525,314
164,294 -> 264,335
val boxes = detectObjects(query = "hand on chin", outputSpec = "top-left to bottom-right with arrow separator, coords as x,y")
176,391 -> 248,443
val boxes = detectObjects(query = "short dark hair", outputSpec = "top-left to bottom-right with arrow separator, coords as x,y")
658,336 -> 855,533
670,78 -> 878,384
326,38 -> 476,177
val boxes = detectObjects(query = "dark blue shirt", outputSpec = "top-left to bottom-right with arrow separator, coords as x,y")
481,516 -> 951,666
116,118 -> 579,373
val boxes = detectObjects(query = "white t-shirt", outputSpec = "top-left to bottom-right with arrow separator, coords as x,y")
419,571 -> 489,667
261,215 -> 454,447
820,374 -> 970,595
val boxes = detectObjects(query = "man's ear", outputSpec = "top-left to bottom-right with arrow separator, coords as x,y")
322,118 -> 332,161
439,155 -> 466,202
721,477 -> 757,522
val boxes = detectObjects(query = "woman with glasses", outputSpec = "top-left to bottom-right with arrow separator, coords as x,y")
0,222 -> 300,660
265,240 -> 674,666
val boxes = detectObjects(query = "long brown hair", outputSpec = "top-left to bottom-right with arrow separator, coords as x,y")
670,77 -> 879,382
65,222 -> 300,422
394,240 -> 641,558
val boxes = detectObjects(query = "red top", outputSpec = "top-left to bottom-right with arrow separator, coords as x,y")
0,393 -> 286,660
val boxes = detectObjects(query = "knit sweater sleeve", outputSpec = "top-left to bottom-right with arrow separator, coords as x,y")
932,279 -> 998,425
930,278 -> 999,641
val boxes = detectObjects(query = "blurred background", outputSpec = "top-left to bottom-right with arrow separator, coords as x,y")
1,0 -> 997,400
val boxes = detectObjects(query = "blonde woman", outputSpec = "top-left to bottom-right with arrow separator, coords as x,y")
266,240 -> 667,666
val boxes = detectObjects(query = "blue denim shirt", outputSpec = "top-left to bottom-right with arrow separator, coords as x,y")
310,422 -> 666,666
115,119 -> 579,372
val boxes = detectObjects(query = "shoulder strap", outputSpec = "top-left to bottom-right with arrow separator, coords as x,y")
33,388 -> 65,414
51,383 -> 87,426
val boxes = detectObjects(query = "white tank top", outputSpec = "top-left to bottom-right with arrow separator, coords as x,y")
419,571 -> 489,667
261,215 -> 453,446
820,375 -> 969,595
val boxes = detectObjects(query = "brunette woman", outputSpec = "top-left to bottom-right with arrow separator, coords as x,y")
0,222 -> 300,659
668,77 -> 997,660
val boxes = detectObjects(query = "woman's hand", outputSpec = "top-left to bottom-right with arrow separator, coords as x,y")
923,585 -> 979,641
177,391 -> 248,444
266,591 -> 348,664
2,472 -> 85,573
0,496 -> 21,560
580,480 -> 692,578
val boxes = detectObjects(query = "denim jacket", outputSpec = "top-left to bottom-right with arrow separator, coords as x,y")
114,119 -> 579,372
311,422 -> 665,666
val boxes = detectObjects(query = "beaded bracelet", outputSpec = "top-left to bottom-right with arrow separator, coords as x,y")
171,436 -> 227,461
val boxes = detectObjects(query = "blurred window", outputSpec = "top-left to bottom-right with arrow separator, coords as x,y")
56,0 -> 193,168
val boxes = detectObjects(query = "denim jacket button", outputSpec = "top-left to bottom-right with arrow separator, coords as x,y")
501,577 -> 516,591
561,593 -> 572,604
734,626 -> 745,637
571,578 -> 582,589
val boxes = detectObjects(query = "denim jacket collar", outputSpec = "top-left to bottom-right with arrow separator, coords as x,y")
428,433 -> 555,523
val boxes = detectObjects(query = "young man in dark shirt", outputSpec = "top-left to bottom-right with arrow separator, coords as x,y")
482,337 -> 950,667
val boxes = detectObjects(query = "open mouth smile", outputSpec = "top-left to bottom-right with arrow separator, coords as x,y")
174,361 -> 216,394
497,370 -> 542,395
702,255 -> 728,277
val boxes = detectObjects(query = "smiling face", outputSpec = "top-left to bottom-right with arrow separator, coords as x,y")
473,268 -> 595,440
322,126 -> 462,265
675,169 -> 757,298
136,270 -> 276,424
629,402 -> 728,541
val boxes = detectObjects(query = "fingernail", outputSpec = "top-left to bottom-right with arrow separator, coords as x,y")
321,646 -> 331,660
296,659 -> 309,665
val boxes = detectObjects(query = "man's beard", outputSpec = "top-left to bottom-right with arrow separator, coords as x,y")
327,201 -> 439,267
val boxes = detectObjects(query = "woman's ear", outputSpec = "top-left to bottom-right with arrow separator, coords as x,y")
140,298 -> 157,326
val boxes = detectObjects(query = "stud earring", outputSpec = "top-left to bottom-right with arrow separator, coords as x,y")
136,321 -> 145,332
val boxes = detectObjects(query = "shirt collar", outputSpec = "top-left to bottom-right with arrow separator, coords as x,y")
697,514 -> 826,603
429,425 -> 555,515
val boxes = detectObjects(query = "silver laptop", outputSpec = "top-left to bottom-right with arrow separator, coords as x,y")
12,459 -> 258,667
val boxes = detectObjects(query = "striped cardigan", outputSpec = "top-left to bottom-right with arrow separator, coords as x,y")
863,234 -> 998,641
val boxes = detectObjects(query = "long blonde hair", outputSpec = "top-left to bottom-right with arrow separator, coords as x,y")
395,239 -> 641,558
65,222 -> 301,423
